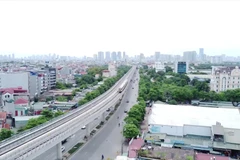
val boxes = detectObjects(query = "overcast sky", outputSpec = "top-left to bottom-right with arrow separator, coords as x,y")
0,0 -> 240,58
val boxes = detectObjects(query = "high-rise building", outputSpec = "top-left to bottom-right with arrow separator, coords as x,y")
93,54 -> 97,61
117,51 -> 122,61
155,52 -> 161,61
123,52 -> 126,60
174,61 -> 188,74
199,48 -> 205,61
183,51 -> 197,62
140,53 -> 144,63
105,52 -> 111,61
111,52 -> 117,61
98,51 -> 104,61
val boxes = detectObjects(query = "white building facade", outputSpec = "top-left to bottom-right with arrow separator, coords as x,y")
154,62 -> 166,72
210,66 -> 240,92
0,72 -> 29,90
108,63 -> 117,77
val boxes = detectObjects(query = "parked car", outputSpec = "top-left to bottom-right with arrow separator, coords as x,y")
61,146 -> 65,152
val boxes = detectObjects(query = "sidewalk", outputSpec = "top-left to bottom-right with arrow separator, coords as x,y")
140,107 -> 151,133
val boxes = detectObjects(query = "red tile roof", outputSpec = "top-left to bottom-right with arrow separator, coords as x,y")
0,87 -> 27,94
103,70 -> 110,72
195,153 -> 229,160
128,138 -> 144,158
14,98 -> 28,105
80,71 -> 87,75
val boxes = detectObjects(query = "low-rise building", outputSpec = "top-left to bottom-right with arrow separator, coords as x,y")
0,87 -> 29,117
147,104 -> 240,156
102,70 -> 110,78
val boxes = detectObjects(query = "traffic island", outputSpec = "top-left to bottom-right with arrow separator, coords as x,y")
105,115 -> 110,121
90,129 -> 96,136
96,124 -> 102,129
66,142 -> 84,157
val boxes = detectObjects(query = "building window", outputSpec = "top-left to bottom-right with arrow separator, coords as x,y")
233,85 -> 234,88
227,85 -> 229,88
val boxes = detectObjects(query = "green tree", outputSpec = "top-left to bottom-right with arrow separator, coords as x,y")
56,96 -> 68,102
123,124 -> 140,139
224,89 -> 240,106
81,74 -> 95,84
194,81 -> 210,92
54,111 -> 64,117
165,66 -> 173,72
56,82 -> 67,90
41,109 -> 54,119
78,99 -> 88,105
0,129 -> 13,141
124,116 -> 140,128
128,107 -> 143,122
25,117 -> 47,129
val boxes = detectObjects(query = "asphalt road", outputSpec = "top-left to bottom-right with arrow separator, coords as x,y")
33,115 -> 103,160
70,72 -> 139,160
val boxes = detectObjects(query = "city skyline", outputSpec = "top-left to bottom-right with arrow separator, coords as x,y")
1,1 -> 240,57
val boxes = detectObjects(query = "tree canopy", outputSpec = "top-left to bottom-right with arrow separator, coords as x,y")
78,65 -> 131,106
123,124 -> 140,139
139,67 -> 240,105
18,110 -> 64,133
0,129 -> 13,141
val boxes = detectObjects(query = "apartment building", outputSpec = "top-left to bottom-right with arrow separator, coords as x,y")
210,66 -> 240,92
154,62 -> 166,72
183,51 -> 197,62
0,72 -> 29,91
28,71 -> 41,99
41,67 -> 56,90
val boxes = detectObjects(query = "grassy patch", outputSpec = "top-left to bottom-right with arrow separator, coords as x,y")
90,129 -> 96,136
105,116 -> 110,121
109,111 -> 114,116
96,125 -> 102,129
68,142 -> 84,154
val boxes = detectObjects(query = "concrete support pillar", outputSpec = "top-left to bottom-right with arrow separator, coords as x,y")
101,112 -> 105,122
56,142 -> 62,160
86,124 -> 90,137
